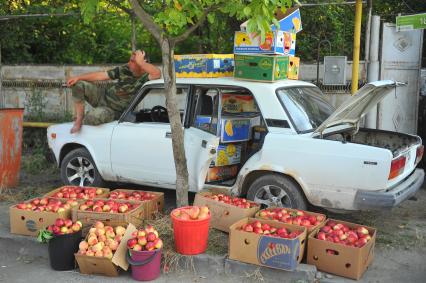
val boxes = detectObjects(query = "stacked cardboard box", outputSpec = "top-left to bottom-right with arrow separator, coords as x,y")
233,7 -> 302,81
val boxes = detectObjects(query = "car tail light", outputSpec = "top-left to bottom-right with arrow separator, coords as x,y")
388,156 -> 406,180
416,145 -> 424,164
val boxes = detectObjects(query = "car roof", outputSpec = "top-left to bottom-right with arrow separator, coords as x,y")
145,77 -> 316,90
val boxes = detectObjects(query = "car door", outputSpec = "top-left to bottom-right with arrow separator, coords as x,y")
110,86 -> 186,187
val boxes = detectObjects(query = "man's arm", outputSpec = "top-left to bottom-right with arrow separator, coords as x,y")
134,50 -> 161,80
67,71 -> 110,87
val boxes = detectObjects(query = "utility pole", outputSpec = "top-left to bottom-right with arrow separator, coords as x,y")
351,0 -> 363,94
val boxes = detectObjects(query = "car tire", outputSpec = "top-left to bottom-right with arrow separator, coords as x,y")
60,148 -> 105,187
247,174 -> 307,210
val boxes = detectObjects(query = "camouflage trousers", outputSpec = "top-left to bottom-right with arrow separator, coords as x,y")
71,81 -> 120,126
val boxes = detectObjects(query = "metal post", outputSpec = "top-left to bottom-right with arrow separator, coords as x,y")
351,0 -> 363,94
365,15 -> 381,129
364,0 -> 373,76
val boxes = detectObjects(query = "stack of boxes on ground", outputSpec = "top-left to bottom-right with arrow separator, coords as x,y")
174,8 -> 302,185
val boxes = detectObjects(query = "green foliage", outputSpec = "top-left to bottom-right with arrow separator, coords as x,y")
25,89 -> 47,122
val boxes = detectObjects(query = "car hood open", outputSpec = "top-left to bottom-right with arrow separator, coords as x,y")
313,80 -> 402,135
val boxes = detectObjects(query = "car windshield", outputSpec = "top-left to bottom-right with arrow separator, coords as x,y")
277,87 -> 335,133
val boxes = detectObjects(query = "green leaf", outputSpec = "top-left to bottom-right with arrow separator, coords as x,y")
243,7 -> 251,16
37,229 -> 53,244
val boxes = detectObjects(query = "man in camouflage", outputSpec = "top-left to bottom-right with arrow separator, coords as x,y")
67,50 -> 161,133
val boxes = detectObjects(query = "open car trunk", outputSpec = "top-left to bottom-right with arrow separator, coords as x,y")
325,128 -> 421,157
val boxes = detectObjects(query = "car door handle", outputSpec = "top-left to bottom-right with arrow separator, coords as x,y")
165,132 -> 172,138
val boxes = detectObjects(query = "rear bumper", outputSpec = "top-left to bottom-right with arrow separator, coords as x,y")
354,169 -> 424,210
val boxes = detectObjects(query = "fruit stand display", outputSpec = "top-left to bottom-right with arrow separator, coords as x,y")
75,221 -> 137,277
10,197 -> 76,236
307,219 -> 376,280
229,218 -> 307,271
106,189 -> 164,220
44,186 -> 110,200
193,190 -> 260,232
72,199 -> 144,231
255,207 -> 326,233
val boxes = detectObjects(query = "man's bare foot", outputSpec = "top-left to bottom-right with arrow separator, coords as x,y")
70,121 -> 82,134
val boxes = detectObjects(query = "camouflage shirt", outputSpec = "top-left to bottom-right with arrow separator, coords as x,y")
105,65 -> 149,112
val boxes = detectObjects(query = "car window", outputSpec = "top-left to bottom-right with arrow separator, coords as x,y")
128,87 -> 188,123
191,88 -> 219,134
277,87 -> 335,133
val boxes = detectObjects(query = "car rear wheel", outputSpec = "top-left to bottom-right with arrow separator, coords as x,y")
247,174 -> 307,210
60,148 -> 105,187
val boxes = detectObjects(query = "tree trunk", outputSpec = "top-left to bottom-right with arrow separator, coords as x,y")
160,38 -> 189,207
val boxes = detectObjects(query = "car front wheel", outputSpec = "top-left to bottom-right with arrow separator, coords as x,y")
60,148 -> 104,187
247,174 -> 307,210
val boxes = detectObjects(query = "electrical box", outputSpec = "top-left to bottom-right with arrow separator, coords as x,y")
323,56 -> 347,85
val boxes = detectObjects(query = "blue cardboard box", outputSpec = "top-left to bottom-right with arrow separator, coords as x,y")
174,54 -> 234,78
220,117 -> 251,143
234,31 -> 296,56
194,115 -> 217,133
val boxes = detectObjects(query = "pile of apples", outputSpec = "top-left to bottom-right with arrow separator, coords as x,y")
15,198 -> 76,212
257,208 -> 325,228
78,200 -> 137,213
172,206 -> 210,221
240,221 -> 303,239
50,186 -> 105,199
315,220 -> 373,249
47,218 -> 82,235
127,225 -> 163,252
77,221 -> 126,259
108,190 -> 156,201
206,194 -> 258,209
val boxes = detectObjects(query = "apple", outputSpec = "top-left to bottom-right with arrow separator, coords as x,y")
138,236 -> 147,246
147,232 -> 157,242
127,238 -> 138,249
79,241 -> 89,251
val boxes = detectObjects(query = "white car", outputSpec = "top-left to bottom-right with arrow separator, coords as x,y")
47,78 -> 424,211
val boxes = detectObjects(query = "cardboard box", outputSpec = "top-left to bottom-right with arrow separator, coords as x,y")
206,165 -> 239,183
220,117 -> 251,143
287,56 -> 300,80
234,31 -> 296,55
307,219 -> 376,280
240,7 -> 302,34
174,54 -> 234,78
234,54 -> 299,82
193,189 -> 260,232
75,223 -> 137,277
222,93 -> 258,114
72,199 -> 144,229
44,186 -> 110,200
106,189 -> 164,220
211,143 -> 242,167
255,208 -> 326,234
229,218 -> 307,271
194,115 -> 217,133
10,198 -> 72,236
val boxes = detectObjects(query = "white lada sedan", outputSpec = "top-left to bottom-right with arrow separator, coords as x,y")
47,78 -> 424,211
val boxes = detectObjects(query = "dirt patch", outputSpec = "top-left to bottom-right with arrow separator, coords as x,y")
0,153 -> 61,203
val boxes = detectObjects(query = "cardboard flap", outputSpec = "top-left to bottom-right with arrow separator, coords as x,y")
112,223 -> 137,271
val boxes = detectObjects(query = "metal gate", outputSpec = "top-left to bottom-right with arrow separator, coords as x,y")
377,23 -> 423,134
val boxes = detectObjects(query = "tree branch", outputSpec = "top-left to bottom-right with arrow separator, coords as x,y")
128,0 -> 162,43
108,0 -> 134,16
172,6 -> 216,44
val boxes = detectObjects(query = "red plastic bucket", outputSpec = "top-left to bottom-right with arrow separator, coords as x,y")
171,207 -> 210,255
127,248 -> 162,281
